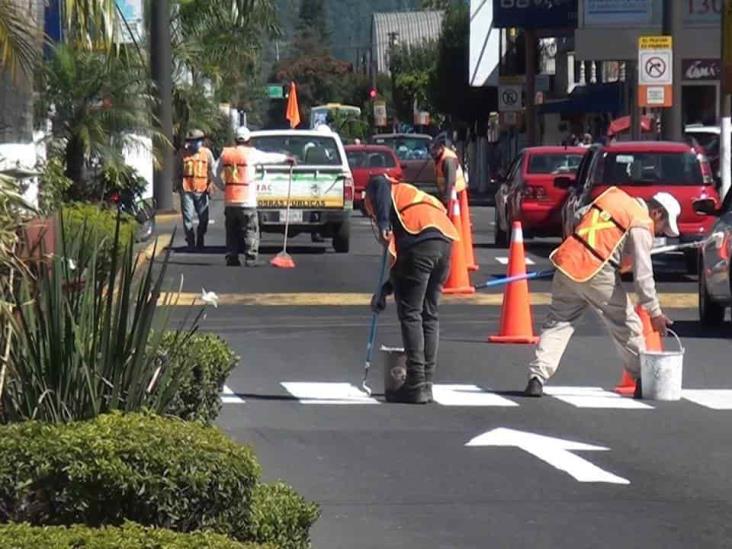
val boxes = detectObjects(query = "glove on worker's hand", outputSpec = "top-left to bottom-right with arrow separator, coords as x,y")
370,281 -> 394,314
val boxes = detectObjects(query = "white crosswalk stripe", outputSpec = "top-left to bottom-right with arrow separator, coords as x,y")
280,382 -> 379,405
496,256 -> 535,266
542,386 -> 653,409
432,384 -> 518,407
221,384 -> 245,404
682,390 -> 732,410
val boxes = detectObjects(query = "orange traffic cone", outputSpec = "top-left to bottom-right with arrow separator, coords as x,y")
458,189 -> 478,272
489,221 -> 539,344
443,189 -> 475,295
615,305 -> 663,395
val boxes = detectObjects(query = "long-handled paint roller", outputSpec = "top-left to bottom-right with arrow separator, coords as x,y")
271,164 -> 296,269
362,246 -> 389,396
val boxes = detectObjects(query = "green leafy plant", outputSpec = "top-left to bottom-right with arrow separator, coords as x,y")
37,156 -> 73,213
162,332 -> 239,423
0,522 -> 272,548
247,482 -> 321,549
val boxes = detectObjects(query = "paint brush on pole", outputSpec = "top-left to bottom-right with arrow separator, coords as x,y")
271,164 -> 296,269
362,247 -> 389,396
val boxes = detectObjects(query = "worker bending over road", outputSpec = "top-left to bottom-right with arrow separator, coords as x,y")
215,127 -> 294,267
366,175 -> 459,404
525,187 -> 681,399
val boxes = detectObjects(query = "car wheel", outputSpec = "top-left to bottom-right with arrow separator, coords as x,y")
333,221 -> 350,253
135,217 -> 155,243
699,268 -> 726,326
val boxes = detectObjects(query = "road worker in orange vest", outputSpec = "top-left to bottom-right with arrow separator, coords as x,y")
175,129 -> 215,251
365,174 -> 460,404
524,187 -> 681,399
430,134 -> 467,205
215,127 -> 295,267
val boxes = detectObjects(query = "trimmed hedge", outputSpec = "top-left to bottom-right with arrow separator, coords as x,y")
0,413 -> 261,540
0,522 -> 273,548
163,332 -> 239,423
247,482 -> 321,549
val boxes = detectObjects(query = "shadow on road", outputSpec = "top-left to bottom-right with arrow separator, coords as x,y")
669,320 -> 731,339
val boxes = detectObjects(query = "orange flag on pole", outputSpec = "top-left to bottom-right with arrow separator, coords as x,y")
285,82 -> 301,129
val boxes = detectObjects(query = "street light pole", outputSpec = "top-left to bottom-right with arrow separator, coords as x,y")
661,0 -> 682,141
150,0 -> 174,212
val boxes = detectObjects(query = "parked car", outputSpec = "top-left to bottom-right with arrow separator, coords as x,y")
344,144 -> 402,210
369,133 -> 436,192
559,141 -> 719,273
684,124 -> 731,186
249,128 -> 354,253
696,192 -> 732,326
493,146 -> 586,246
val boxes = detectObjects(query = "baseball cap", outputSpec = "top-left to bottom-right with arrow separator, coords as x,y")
652,192 -> 681,237
235,126 -> 251,143
185,129 -> 205,141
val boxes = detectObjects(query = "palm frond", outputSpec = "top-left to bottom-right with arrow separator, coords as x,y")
0,0 -> 40,78
63,0 -> 119,51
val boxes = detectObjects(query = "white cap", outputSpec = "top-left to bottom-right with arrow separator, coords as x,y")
235,126 -> 251,143
314,124 -> 332,134
652,192 -> 681,237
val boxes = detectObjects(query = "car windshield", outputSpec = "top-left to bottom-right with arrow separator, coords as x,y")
595,152 -> 704,185
527,154 -> 583,174
346,150 -> 396,169
249,135 -> 342,166
371,137 -> 431,160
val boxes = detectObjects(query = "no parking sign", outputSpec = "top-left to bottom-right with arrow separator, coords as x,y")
638,35 -> 673,108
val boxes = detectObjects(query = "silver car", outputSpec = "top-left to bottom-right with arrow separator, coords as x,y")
697,194 -> 732,326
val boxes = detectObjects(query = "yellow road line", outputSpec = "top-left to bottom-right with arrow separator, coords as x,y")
162,291 -> 698,309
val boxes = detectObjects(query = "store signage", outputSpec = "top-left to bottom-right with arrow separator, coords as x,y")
492,0 -> 577,29
373,101 -> 387,127
682,59 -> 721,81
638,35 -> 673,108
584,0 -> 653,26
683,0 -> 722,27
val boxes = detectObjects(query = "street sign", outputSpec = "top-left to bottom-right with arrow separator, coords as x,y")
265,84 -> 284,99
638,35 -> 673,108
724,0 -> 732,94
498,84 -> 523,112
373,101 -> 387,127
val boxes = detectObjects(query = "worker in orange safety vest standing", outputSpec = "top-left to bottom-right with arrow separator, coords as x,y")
365,174 -> 460,404
430,134 -> 467,205
524,187 -> 681,399
175,129 -> 215,251
215,127 -> 295,267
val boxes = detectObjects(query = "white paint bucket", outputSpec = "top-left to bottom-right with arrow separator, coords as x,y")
380,346 -> 406,395
640,330 -> 684,401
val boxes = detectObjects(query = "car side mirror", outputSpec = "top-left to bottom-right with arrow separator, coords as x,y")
554,176 -> 574,189
693,198 -> 718,216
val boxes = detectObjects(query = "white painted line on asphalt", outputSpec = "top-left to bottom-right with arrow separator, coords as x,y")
544,386 -> 653,409
466,428 -> 630,485
281,382 -> 379,405
221,384 -> 245,404
432,384 -> 519,407
496,256 -> 535,266
682,390 -> 732,410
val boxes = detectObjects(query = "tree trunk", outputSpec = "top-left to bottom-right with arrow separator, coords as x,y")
0,0 -> 44,145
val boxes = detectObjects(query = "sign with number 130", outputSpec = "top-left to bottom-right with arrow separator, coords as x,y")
684,0 -> 722,25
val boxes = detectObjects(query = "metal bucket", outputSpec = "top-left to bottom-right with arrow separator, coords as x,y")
640,330 -> 685,401
380,346 -> 406,394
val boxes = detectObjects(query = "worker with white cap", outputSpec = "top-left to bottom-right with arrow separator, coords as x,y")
215,127 -> 295,267
524,187 -> 681,399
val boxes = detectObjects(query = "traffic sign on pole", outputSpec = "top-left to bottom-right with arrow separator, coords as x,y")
638,35 -> 673,108
498,85 -> 523,112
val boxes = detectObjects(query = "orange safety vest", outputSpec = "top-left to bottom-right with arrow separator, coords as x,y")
366,182 -> 460,265
181,147 -> 211,193
550,186 -> 654,283
220,146 -> 254,205
436,148 -> 467,195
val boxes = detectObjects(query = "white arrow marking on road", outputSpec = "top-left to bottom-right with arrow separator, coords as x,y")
496,256 -> 535,266
466,428 -> 630,485
221,385 -> 245,404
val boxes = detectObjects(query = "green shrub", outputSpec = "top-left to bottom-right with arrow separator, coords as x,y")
163,332 -> 239,423
61,202 -> 135,264
0,522 -> 273,549
0,412 -> 261,541
247,482 -> 321,549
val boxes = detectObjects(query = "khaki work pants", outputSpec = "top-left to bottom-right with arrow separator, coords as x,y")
528,269 -> 645,383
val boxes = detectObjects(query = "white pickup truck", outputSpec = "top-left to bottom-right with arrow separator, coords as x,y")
249,129 -> 354,253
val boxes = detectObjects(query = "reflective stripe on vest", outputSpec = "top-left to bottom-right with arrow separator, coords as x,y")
386,183 -> 460,264
436,148 -> 467,194
550,186 -> 654,283
221,146 -> 253,205
182,148 -> 211,193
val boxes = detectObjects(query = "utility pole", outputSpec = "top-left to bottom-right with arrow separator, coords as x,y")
150,0 -> 174,212
629,59 -> 641,140
661,0 -> 682,141
721,0 -> 732,200
525,29 -> 537,146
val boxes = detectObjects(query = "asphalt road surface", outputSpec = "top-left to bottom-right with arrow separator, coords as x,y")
161,198 -> 732,549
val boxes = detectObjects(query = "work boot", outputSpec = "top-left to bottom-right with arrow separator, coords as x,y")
424,370 -> 434,403
524,377 -> 543,397
245,258 -> 261,267
226,255 -> 241,267
185,231 -> 195,252
633,378 -> 643,399
385,383 -> 429,404
196,231 -> 205,250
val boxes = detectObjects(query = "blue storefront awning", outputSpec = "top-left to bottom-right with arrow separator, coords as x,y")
540,82 -> 625,116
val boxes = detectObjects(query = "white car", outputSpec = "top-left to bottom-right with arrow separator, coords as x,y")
684,124 -> 730,183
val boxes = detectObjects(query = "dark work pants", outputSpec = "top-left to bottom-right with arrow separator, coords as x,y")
225,206 -> 259,261
392,239 -> 452,388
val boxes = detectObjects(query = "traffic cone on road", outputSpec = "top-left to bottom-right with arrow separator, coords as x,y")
458,189 -> 478,272
489,221 -> 539,344
615,304 -> 663,395
443,189 -> 475,295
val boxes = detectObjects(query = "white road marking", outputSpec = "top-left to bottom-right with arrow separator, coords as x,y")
543,386 -> 653,409
281,382 -> 379,405
221,384 -> 245,404
432,384 -> 519,407
682,390 -> 732,410
496,256 -> 535,266
466,427 -> 630,485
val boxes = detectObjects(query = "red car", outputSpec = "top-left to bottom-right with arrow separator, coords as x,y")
345,145 -> 403,210
494,146 -> 586,245
560,141 -> 719,273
